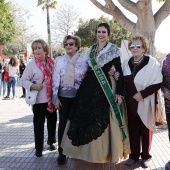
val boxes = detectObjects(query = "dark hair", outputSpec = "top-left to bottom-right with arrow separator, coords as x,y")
96,23 -> 110,36
20,59 -> 26,67
63,35 -> 81,51
9,56 -> 18,67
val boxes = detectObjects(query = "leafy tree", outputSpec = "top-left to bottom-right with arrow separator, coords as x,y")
0,0 -> 16,45
3,3 -> 39,56
90,0 -> 170,55
51,3 -> 79,45
75,16 -> 131,47
3,26 -> 40,56
37,0 -> 57,57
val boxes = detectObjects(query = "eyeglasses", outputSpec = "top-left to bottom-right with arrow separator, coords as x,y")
97,31 -> 106,34
130,44 -> 142,49
64,42 -> 75,46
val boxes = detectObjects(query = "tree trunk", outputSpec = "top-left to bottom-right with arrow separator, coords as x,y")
90,0 -> 170,57
46,6 -> 52,58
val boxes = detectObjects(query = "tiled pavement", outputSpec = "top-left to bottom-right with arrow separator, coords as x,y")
0,85 -> 169,170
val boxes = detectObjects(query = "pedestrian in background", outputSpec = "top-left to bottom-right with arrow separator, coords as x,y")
1,59 -> 8,98
20,39 -> 57,157
4,56 -> 19,99
0,58 -> 2,98
19,58 -> 26,98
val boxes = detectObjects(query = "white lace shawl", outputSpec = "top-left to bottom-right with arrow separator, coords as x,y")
88,42 -> 120,68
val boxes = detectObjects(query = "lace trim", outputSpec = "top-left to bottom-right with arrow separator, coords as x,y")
88,43 -> 120,68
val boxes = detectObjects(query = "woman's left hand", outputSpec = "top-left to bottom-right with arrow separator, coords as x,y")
133,92 -> 143,101
115,95 -> 122,106
108,69 -> 115,76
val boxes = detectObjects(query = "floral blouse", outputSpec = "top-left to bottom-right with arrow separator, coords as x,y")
52,53 -> 89,104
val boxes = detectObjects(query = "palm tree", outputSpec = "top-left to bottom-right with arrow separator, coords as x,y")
37,0 -> 57,58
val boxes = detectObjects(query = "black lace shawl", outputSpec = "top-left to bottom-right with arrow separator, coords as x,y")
67,48 -> 124,146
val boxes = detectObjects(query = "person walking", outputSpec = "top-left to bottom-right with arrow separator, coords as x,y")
4,56 -> 19,99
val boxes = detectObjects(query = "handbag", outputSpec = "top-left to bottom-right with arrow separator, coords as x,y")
4,72 -> 9,82
25,90 -> 38,105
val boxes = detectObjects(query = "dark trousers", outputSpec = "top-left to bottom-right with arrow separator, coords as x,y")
32,103 -> 57,152
22,86 -> 26,96
58,96 -> 75,154
128,113 -> 153,161
165,106 -> 170,142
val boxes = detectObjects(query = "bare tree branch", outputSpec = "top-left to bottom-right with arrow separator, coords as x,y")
117,0 -> 138,15
90,0 -> 136,32
154,0 -> 170,29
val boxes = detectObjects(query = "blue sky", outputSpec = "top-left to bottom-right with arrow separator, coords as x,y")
8,0 -> 170,54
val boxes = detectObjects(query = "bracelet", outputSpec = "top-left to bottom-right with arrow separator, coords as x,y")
115,94 -> 124,98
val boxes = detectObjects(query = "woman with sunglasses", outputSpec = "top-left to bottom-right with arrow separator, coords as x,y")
123,35 -> 162,168
59,23 -> 130,163
52,35 -> 89,164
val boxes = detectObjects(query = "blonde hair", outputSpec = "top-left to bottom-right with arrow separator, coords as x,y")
31,39 -> 49,55
128,35 -> 149,53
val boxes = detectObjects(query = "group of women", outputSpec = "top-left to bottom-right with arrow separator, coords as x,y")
20,23 -> 169,169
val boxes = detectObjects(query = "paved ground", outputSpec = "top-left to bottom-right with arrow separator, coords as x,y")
0,85 -> 169,170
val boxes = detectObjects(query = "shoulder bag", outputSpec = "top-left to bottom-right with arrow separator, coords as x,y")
25,90 -> 38,105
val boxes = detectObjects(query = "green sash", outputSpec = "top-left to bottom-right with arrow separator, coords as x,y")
89,44 -> 126,142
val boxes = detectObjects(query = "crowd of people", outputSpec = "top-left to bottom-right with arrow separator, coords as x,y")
1,22 -> 170,169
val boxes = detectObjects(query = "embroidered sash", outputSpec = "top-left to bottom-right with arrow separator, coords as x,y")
89,44 -> 126,142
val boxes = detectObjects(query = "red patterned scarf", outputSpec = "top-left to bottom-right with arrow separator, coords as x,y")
34,56 -> 55,112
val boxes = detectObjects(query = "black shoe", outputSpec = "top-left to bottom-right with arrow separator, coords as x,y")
49,144 -> 56,151
142,159 -> 150,168
35,150 -> 42,157
57,154 -> 66,164
125,158 -> 137,166
3,96 -> 10,100
20,95 -> 25,98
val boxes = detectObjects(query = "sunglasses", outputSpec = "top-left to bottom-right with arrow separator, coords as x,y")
97,31 -> 106,34
130,44 -> 142,49
64,42 -> 75,46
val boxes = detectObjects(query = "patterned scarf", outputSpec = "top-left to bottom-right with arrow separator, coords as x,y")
163,53 -> 170,75
34,56 -> 55,113
63,52 -> 79,87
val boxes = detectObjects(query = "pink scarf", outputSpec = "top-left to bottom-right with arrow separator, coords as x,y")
34,56 -> 55,113
63,52 -> 79,87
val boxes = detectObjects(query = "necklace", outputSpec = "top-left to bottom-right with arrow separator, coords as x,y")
95,42 -> 108,56
133,56 -> 144,65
